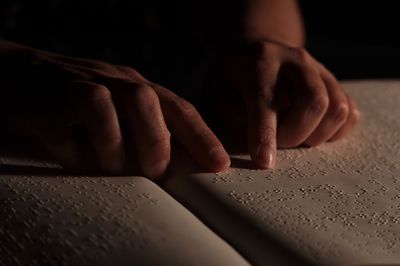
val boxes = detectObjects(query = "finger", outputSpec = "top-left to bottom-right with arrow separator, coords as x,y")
277,64 -> 329,148
246,98 -> 277,169
118,83 -> 171,180
154,84 -> 230,172
329,93 -> 360,141
244,58 -> 279,169
304,69 -> 349,146
70,81 -> 125,174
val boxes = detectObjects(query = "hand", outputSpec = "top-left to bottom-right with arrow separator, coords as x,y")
0,43 -> 230,179
205,40 -> 360,169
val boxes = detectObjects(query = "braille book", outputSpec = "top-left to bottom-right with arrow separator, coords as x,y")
1,80 -> 399,265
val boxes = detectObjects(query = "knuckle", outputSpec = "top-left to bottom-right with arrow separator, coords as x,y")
131,85 -> 158,108
133,84 -> 156,101
291,47 -> 309,62
327,102 -> 349,123
308,94 -> 329,115
88,84 -> 113,111
172,97 -> 198,117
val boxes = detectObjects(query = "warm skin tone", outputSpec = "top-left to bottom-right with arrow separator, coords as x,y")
202,0 -> 360,168
0,41 -> 230,180
0,0 -> 359,179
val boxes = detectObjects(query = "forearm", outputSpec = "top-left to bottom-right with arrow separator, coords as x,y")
192,0 -> 305,49
242,0 -> 305,47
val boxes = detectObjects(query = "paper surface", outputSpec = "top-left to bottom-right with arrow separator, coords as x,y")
0,174 -> 249,266
166,80 -> 400,265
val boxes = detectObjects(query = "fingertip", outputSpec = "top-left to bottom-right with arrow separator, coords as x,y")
254,144 -> 276,169
208,146 -> 231,172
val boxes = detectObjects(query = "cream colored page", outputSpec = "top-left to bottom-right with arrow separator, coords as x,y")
166,80 -> 400,265
0,173 -> 249,265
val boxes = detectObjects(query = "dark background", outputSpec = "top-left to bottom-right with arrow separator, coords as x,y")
1,1 -> 400,82
300,2 -> 400,79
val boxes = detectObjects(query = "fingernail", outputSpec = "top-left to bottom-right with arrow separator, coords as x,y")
147,159 -> 169,180
354,109 -> 361,120
256,144 -> 276,169
209,146 -> 231,171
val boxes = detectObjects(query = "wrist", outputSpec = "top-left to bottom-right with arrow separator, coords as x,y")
198,0 -> 305,53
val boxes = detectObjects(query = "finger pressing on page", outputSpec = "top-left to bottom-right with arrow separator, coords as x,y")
277,64 -> 329,148
244,58 -> 279,169
118,83 -> 171,180
246,98 -> 277,169
69,81 -> 125,174
329,92 -> 360,142
154,84 -> 230,172
304,69 -> 350,146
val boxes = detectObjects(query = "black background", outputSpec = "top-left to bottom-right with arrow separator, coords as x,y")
1,1 -> 400,81
300,2 -> 400,79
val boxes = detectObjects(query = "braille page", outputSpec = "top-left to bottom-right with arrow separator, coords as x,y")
0,175 -> 249,266
165,80 -> 400,265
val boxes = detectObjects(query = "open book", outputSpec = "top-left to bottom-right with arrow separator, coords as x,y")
1,80 -> 400,265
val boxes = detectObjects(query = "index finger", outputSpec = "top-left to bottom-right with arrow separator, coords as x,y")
245,95 -> 278,169
154,85 -> 230,172
245,58 -> 280,169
